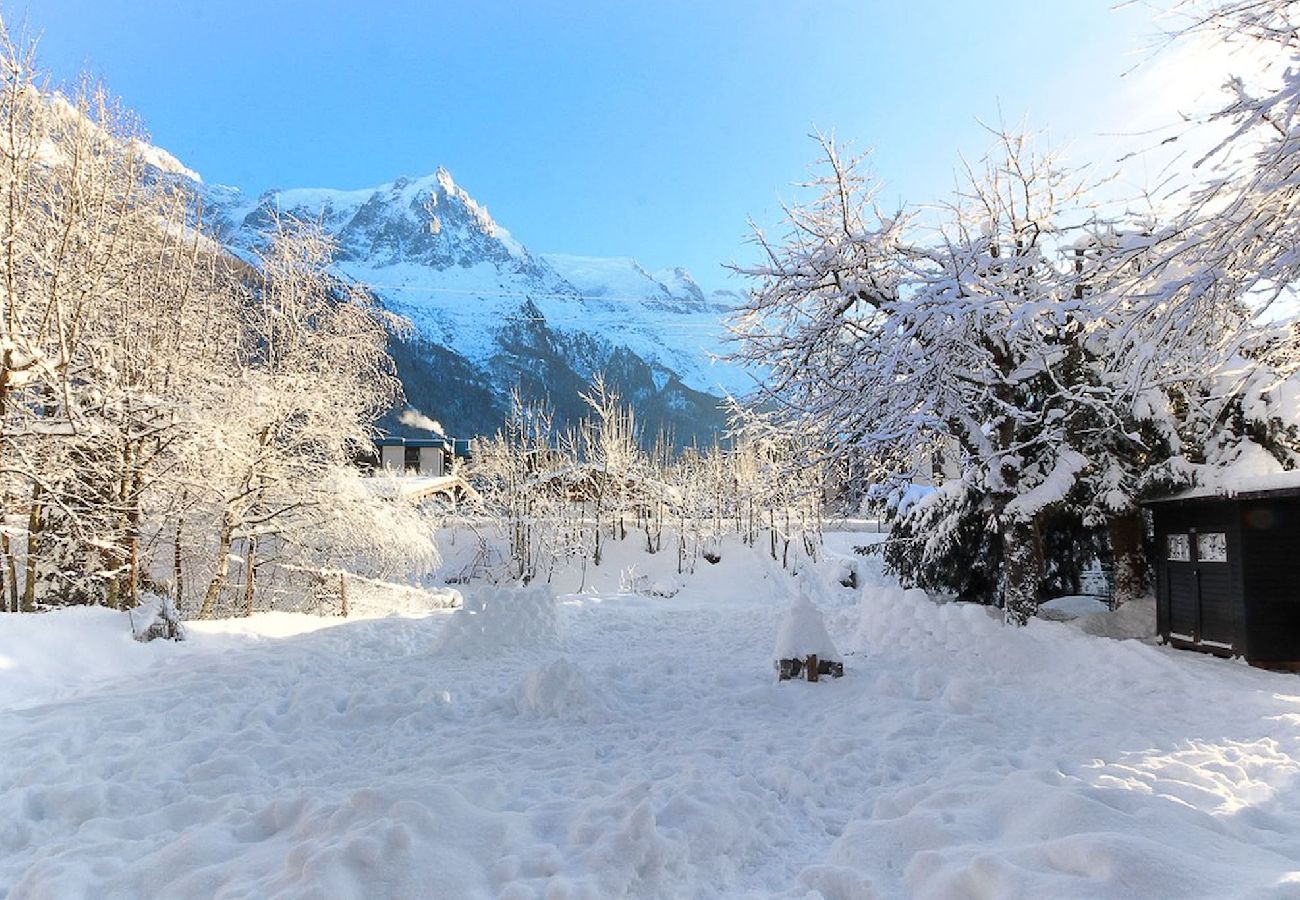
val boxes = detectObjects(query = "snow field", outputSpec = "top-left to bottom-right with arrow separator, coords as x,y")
3,537 -> 1300,897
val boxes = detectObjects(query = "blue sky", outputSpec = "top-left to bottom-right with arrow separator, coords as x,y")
12,1 -> 1182,287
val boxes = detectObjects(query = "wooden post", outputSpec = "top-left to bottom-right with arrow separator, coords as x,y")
339,572 -> 348,618
807,654 -> 819,682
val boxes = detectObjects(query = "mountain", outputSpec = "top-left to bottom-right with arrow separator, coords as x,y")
199,168 -> 750,445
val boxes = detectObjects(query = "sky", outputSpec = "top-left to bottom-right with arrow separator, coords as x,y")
9,1 -> 1224,289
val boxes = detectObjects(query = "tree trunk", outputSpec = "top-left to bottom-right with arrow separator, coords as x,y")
20,481 -> 41,612
1001,517 -> 1043,626
173,516 -> 184,615
105,562 -> 120,611
128,537 -> 139,610
1107,512 -> 1145,609
2,531 -> 18,612
199,517 -> 235,619
241,536 -> 257,617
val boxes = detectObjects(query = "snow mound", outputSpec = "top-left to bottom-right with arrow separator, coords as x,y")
774,582 -> 840,662
1037,594 -> 1109,621
856,582 -> 1002,653
436,583 -> 558,657
506,658 -> 613,722
0,605 -> 192,712
1073,595 -> 1157,640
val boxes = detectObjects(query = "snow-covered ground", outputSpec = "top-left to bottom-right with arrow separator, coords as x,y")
4,537 -> 1300,898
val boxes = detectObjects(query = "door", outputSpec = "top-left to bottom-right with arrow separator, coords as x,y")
1164,530 -> 1233,650
1165,532 -> 1198,642
1193,531 -> 1233,649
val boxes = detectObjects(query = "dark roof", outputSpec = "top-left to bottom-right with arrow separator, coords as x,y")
374,436 -> 449,448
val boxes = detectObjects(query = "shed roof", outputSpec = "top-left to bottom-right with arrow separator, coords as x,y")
1145,470 -> 1300,505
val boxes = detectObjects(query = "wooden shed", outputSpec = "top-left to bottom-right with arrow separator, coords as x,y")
1145,476 -> 1300,669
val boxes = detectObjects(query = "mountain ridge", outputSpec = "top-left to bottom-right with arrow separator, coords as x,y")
197,166 -> 746,444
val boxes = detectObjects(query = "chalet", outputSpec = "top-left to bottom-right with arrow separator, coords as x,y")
1145,473 -> 1300,670
373,436 -> 457,477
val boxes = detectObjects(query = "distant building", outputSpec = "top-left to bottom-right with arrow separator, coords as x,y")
374,436 -> 451,477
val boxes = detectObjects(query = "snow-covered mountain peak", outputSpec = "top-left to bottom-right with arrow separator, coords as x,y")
191,163 -> 751,433
205,167 -> 544,276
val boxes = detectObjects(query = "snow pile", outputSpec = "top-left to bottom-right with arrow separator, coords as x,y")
774,582 -> 840,662
0,606 -> 188,711
560,775 -> 777,898
1074,595 -> 1157,639
505,658 -> 614,723
435,583 -> 558,657
0,605 -> 402,714
1198,434 -> 1292,490
1037,594 -> 1109,621
855,582 -> 1000,653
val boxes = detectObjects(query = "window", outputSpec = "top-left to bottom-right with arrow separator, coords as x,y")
1197,532 -> 1228,562
403,446 -> 420,472
1167,533 -> 1190,562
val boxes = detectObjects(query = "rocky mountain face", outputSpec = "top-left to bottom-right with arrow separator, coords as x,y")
200,169 -> 746,446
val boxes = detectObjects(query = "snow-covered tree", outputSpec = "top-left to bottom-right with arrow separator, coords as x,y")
733,132 -> 1114,622
195,221 -> 401,618
0,23 -> 251,611
0,22 -> 425,619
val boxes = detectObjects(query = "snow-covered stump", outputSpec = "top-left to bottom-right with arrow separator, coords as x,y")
774,582 -> 843,682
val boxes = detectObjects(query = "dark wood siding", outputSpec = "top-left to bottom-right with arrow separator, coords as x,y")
1166,565 -> 1197,640
1197,563 -> 1236,647
1239,496 -> 1300,664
